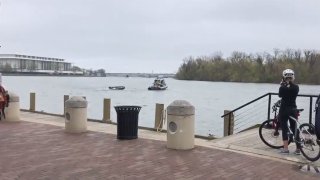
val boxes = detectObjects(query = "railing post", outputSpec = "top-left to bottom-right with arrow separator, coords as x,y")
224,110 -> 234,136
267,93 -> 271,120
309,97 -> 313,125
30,92 -> 36,111
102,98 -> 111,123
64,95 -> 69,115
154,103 -> 164,129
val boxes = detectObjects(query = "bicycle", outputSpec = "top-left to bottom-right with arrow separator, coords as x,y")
259,100 -> 320,162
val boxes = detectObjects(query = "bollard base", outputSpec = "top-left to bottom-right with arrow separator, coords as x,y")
167,141 -> 194,150
3,102 -> 20,122
65,128 -> 87,134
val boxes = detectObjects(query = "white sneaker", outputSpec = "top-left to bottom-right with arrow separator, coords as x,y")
294,149 -> 301,155
279,148 -> 289,154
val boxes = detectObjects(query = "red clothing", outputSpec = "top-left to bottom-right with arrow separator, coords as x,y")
0,86 -> 7,109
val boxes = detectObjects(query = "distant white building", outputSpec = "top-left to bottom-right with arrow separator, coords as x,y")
0,54 -> 83,75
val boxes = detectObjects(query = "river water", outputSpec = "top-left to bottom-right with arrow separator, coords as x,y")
2,76 -> 319,137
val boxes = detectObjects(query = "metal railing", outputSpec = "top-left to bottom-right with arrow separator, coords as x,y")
221,92 -> 319,136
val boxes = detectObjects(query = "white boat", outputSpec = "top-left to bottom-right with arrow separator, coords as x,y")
148,77 -> 167,90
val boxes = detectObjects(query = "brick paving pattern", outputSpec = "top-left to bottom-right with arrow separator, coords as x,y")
0,121 -> 318,180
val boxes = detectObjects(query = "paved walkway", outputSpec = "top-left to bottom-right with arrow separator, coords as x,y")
0,112 -> 319,179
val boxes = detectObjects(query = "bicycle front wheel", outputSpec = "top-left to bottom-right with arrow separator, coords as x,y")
259,119 -> 287,149
299,123 -> 320,162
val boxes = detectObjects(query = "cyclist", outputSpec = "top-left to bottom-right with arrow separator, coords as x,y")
278,69 -> 301,154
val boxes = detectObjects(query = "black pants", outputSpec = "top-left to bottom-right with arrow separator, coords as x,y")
279,108 -> 301,147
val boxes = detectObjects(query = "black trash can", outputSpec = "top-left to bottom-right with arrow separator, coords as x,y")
114,106 -> 142,140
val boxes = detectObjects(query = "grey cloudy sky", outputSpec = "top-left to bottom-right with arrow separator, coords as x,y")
0,0 -> 320,73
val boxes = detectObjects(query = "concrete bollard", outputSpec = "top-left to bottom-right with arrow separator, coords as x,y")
3,92 -> 20,122
65,96 -> 88,133
166,100 -> 195,150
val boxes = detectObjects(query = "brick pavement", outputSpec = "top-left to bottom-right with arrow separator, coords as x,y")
0,121 -> 318,180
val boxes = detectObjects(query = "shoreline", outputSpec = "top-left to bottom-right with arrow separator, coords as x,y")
1,72 -> 176,78
1,72 -> 105,77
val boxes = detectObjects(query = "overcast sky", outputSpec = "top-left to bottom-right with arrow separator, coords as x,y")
0,0 -> 320,73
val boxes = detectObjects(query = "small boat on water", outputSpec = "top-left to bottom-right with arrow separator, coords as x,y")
109,86 -> 125,90
148,77 -> 167,90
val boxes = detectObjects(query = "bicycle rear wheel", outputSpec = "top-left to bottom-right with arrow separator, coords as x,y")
299,123 -> 320,162
259,119 -> 289,149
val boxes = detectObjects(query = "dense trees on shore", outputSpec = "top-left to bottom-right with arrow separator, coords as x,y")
175,49 -> 320,84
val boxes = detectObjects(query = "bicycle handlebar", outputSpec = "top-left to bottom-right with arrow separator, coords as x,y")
272,100 -> 281,112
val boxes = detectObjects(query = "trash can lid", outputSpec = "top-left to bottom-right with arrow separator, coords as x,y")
114,106 -> 141,112
65,96 -> 87,108
8,91 -> 19,102
167,100 -> 195,116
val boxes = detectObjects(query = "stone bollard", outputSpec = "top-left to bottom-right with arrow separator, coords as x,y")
166,100 -> 195,150
65,96 -> 88,133
3,92 -> 20,122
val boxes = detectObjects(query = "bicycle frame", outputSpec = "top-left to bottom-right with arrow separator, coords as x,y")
287,115 -> 317,151
271,103 -> 305,141
271,104 -> 280,129
287,115 -> 302,142
269,100 -> 313,144
260,100 -> 320,161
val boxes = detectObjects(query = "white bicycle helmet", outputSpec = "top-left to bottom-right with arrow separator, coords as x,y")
282,69 -> 295,79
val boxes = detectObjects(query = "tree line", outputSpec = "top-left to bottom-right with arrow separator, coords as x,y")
175,49 -> 320,84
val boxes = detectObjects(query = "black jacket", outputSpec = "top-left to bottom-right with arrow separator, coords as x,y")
279,81 -> 299,110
